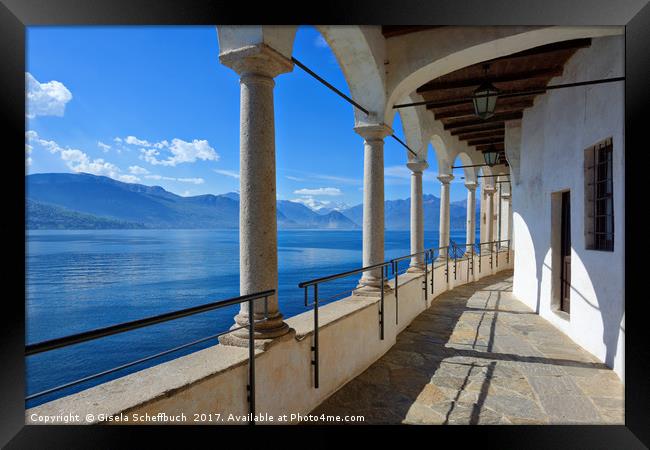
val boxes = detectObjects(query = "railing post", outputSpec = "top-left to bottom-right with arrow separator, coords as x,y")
423,250 -> 429,303
380,265 -> 385,340
470,245 -> 474,276
490,242 -> 494,270
453,244 -> 457,280
445,248 -> 449,283
431,249 -> 436,294
393,260 -> 399,325
247,296 -> 256,425
312,284 -> 319,389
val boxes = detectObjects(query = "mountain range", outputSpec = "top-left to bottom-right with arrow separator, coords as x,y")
26,173 -> 477,230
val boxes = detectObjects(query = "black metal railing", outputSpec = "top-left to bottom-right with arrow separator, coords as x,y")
25,289 -> 275,425
26,239 -> 513,418
298,239 -> 511,388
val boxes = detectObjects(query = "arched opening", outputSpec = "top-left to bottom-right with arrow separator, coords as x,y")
448,153 -> 480,253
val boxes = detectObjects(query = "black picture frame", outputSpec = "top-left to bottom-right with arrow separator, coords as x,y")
1,0 -> 648,447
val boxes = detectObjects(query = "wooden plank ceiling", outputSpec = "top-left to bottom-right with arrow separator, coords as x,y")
414,38 -> 592,165
381,26 -> 445,38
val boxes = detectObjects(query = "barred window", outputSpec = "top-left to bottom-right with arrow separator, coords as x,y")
584,138 -> 614,251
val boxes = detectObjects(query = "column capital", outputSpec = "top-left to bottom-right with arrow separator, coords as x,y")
353,123 -> 393,141
406,160 -> 428,173
484,186 -> 497,195
437,174 -> 454,184
219,43 -> 294,79
464,182 -> 478,191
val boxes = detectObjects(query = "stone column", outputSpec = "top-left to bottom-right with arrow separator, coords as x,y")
501,192 -> 512,246
484,186 -> 496,251
437,174 -> 454,259
407,161 -> 428,272
219,44 -> 293,344
465,183 -> 477,253
355,124 -> 393,294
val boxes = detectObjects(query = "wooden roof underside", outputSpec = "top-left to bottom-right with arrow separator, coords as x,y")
415,38 -> 592,166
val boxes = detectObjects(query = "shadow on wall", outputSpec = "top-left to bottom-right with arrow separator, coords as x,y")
512,212 -> 542,314
515,211 -> 623,373
542,256 -> 623,371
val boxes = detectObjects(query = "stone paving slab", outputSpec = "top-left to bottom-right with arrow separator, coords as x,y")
310,271 -> 624,425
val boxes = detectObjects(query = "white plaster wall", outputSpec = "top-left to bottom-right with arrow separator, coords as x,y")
511,35 -> 624,381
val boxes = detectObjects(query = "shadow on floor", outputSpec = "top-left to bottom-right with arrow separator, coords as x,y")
310,271 -> 622,425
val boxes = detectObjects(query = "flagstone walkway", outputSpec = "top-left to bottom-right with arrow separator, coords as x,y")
311,271 -> 624,424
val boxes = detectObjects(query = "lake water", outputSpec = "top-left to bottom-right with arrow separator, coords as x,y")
26,228 -> 476,406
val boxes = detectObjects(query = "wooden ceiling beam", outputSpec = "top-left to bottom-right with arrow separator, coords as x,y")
468,137 -> 505,146
433,100 -> 534,120
450,122 -> 504,136
458,129 -> 505,141
417,67 -> 563,93
485,38 -> 591,64
476,143 -> 505,152
381,26 -> 442,38
444,111 -> 523,130
424,92 -> 538,111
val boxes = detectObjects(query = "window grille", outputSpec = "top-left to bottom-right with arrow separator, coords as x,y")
584,138 -> 614,251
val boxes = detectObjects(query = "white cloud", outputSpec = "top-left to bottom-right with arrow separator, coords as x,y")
384,165 -> 411,179
177,177 -> 205,185
128,165 -> 149,175
145,174 -> 205,185
140,138 -> 219,166
113,137 -> 123,143
26,130 -> 138,183
25,139 -> 33,167
314,35 -> 328,48
118,174 -> 140,183
293,187 -> 342,196
125,135 -> 153,147
291,196 -> 331,210
384,165 -> 441,184
26,73 -> 73,119
213,169 -> 240,179
291,196 -> 350,212
97,141 -> 111,152
285,171 -> 360,185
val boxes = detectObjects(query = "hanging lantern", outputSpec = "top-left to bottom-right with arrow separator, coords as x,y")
472,64 -> 499,119
483,145 -> 499,166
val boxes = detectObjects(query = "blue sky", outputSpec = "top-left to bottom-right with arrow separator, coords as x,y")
26,25 -> 469,207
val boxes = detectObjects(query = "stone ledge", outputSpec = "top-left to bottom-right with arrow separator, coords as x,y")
287,295 -> 378,340
26,344 -> 256,424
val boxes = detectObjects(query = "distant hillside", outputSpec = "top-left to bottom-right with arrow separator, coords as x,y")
25,173 -> 481,231
25,173 -> 357,230
26,199 -> 146,230
340,194 -> 479,231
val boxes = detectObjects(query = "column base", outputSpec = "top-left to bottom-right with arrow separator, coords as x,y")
406,264 -> 425,273
354,276 -> 393,297
219,327 -> 295,350
219,311 -> 293,349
